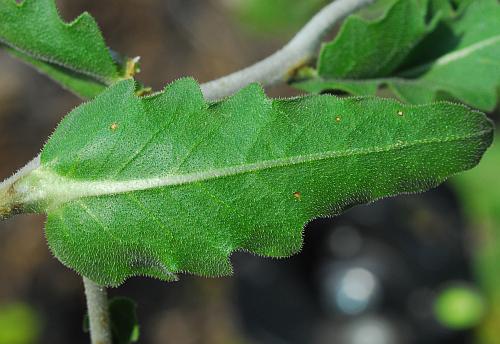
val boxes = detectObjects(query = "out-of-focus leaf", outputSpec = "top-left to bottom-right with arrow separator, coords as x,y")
0,303 -> 40,344
355,0 -> 397,20
453,136 -> 500,299
295,0 -> 500,111
434,284 -> 486,330
0,0 -> 137,98
227,0 -> 327,36
83,297 -> 139,344
109,297 -> 139,344
3,78 -> 492,286
452,135 -> 500,343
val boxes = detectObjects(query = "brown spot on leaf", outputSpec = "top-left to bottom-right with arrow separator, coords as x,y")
293,191 -> 302,201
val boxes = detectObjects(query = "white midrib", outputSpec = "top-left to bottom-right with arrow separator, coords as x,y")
15,128 -> 491,210
435,35 -> 500,66
401,35 -> 500,76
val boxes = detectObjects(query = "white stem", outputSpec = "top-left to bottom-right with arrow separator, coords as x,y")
0,154 -> 40,190
0,155 -> 40,219
83,277 -> 112,344
200,0 -> 373,100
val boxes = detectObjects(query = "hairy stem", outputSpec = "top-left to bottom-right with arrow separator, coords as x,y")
83,277 -> 112,344
200,0 -> 373,100
0,155 -> 40,219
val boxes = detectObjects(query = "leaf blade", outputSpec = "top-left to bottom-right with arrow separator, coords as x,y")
0,0 -> 131,98
15,78 -> 493,286
295,0 -> 500,111
317,0 -> 429,79
2,43 -> 108,98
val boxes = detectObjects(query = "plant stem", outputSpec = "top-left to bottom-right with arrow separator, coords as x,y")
200,0 -> 374,100
83,277 -> 112,344
0,155 -> 40,219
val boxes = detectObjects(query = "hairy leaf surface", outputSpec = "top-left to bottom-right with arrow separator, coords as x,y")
16,78 -> 492,286
295,0 -> 500,111
317,0 -> 430,79
0,0 -> 129,98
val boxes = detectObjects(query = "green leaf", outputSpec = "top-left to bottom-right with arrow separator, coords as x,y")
295,0 -> 500,111
2,44 -> 108,99
229,0 -> 327,36
83,297 -> 139,344
0,0 -> 133,98
317,0 -> 431,79
0,303 -> 40,344
355,0 -> 398,20
434,285 -> 486,330
452,135 -> 500,300
451,135 -> 500,342
109,297 -> 139,344
12,78 -> 493,286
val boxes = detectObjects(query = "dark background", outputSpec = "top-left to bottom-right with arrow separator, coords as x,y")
0,1 -> 497,343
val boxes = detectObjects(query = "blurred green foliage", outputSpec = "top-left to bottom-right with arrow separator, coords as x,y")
453,137 -> 500,300
0,303 -> 40,344
228,0 -> 327,36
109,297 -> 140,344
295,0 -> 500,111
453,135 -> 500,343
434,284 -> 486,330
84,297 -> 139,344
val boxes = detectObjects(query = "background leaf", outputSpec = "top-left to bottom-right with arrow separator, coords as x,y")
83,297 -> 139,344
0,0 -> 133,98
317,0 -> 430,79
452,134 -> 500,343
109,297 -> 139,344
294,0 -> 500,111
226,0 -> 327,36
0,303 -> 40,344
3,45 -> 108,99
12,78 -> 492,286
83,296 -> 139,344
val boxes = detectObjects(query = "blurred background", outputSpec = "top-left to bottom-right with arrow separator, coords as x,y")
0,0 -> 498,343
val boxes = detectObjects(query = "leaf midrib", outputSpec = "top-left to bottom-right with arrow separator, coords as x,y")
310,34 -> 500,84
399,35 -> 500,77
28,127 -> 491,209
0,38 -> 115,84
